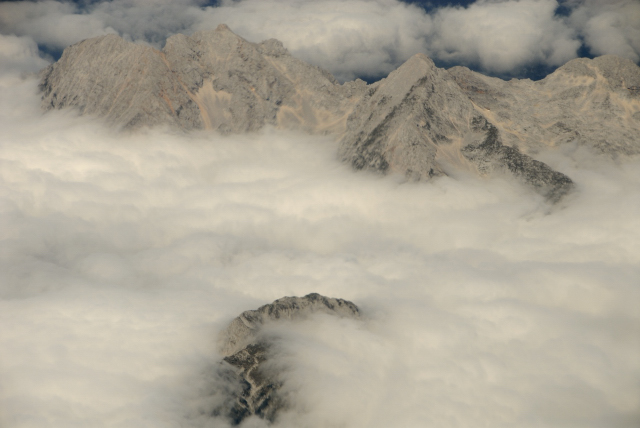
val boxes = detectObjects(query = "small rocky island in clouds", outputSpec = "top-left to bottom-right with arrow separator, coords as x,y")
40,24 -> 640,203
216,293 -> 360,424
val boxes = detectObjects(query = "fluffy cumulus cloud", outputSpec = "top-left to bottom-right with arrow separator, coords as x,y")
427,0 -> 581,73
85,0 -> 206,47
0,0 -> 117,52
0,34 -> 49,83
191,0 -> 434,81
568,0 -> 640,63
0,0 -> 639,80
1,51 -> 640,427
0,0 -> 435,81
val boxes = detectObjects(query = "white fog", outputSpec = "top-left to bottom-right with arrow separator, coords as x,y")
1,71 -> 639,427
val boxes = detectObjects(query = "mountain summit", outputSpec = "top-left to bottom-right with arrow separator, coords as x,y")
40,25 -> 640,202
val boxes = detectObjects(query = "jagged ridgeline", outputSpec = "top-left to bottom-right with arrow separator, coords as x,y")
215,293 -> 361,425
40,25 -> 640,202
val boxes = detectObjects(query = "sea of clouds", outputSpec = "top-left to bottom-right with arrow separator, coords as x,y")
1,28 -> 639,427
1,0 -> 639,81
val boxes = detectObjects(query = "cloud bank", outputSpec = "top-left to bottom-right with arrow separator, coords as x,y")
0,43 -> 639,427
568,0 -> 640,63
0,34 -> 49,83
1,0 -> 639,80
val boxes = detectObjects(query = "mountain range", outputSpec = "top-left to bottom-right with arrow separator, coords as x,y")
39,24 -> 640,201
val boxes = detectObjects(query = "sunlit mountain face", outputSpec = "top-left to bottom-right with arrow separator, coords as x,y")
1,1 -> 639,427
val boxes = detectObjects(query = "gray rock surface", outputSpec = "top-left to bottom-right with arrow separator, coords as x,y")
336,53 -> 576,199
40,25 -> 640,201
448,55 -> 640,157
40,34 -> 203,130
216,293 -> 360,425
40,24 -> 364,133
338,54 -> 478,180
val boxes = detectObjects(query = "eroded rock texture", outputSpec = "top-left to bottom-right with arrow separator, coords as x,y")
216,293 -> 360,425
40,25 -> 640,202
448,55 -> 640,157
40,24 -> 365,135
338,54 -> 478,180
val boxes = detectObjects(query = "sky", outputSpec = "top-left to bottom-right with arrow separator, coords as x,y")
0,0 -> 639,80
1,1 -> 640,428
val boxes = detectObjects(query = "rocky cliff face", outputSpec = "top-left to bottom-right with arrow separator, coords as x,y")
40,25 -> 640,202
215,293 -> 360,425
40,34 -> 203,130
338,54 -> 477,179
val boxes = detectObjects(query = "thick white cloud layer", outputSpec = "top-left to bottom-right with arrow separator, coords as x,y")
1,0 -> 639,80
1,48 -> 639,427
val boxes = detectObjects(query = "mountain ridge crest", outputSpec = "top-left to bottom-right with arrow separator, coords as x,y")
39,25 -> 640,202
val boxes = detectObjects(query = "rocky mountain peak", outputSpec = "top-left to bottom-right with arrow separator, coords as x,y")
216,294 -> 361,424
219,293 -> 360,357
215,23 -> 232,33
338,49 -> 480,180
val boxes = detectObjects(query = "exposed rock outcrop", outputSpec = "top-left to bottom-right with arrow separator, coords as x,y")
338,54 -> 477,179
40,24 -> 365,134
448,55 -> 640,157
39,25 -> 640,202
462,118 -> 574,202
39,34 -> 204,130
216,293 -> 360,425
